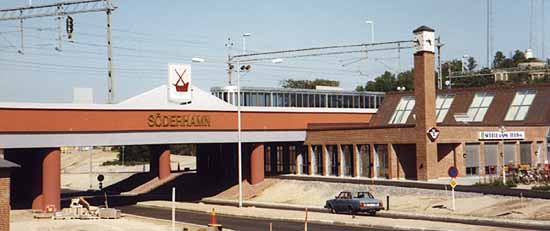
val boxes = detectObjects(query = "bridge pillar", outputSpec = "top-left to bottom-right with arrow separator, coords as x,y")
250,143 -> 264,185
5,148 -> 60,212
150,145 -> 171,180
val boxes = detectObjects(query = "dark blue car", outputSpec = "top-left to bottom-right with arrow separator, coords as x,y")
324,191 -> 383,215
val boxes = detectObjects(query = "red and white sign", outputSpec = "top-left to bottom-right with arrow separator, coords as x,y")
427,127 -> 440,142
168,64 -> 192,104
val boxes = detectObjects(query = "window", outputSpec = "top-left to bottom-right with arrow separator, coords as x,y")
505,90 -> 536,121
289,145 -> 296,173
389,96 -> 415,124
276,145 -> 284,173
435,94 -> 454,123
466,92 -> 495,122
265,146 -> 272,174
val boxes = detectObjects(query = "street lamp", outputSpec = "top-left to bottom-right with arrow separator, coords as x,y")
242,33 -> 251,54
445,80 -> 451,89
396,86 -> 406,92
191,57 -> 205,63
235,56 -> 282,208
365,20 -> 374,43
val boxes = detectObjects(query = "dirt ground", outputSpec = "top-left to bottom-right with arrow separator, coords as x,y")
61,149 -> 196,191
216,179 -> 550,221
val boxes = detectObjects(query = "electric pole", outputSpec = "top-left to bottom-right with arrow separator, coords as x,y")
436,36 -> 445,90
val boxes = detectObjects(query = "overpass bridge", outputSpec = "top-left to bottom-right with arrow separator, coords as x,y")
0,85 -> 376,212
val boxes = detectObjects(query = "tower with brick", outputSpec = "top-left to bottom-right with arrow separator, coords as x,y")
412,26 -> 437,181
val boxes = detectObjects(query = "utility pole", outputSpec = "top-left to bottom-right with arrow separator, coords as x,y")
225,36 -> 234,85
436,36 -> 445,90
106,0 -> 114,103
0,0 -> 117,102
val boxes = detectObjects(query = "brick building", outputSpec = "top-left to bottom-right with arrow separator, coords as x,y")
0,158 -> 19,231
301,26 -> 550,181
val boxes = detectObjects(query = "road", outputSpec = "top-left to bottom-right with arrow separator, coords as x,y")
120,205 -> 391,231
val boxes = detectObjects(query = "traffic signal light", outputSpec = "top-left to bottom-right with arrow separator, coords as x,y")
66,16 -> 74,39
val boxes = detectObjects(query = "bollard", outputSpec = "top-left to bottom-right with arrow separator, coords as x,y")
208,208 -> 223,230
386,195 -> 389,210
269,222 -> 272,231
304,208 -> 308,231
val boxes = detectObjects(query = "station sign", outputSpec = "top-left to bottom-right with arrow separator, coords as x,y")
168,64 -> 192,104
479,131 -> 525,140
427,127 -> 440,142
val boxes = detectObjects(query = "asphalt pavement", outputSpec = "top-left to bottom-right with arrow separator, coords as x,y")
120,205 -> 392,231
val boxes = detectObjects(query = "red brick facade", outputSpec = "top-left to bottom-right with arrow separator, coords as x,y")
0,170 -> 11,231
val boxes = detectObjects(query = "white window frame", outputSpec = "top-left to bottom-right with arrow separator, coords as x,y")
466,92 -> 495,122
435,94 -> 455,123
389,96 -> 415,124
504,90 -> 536,121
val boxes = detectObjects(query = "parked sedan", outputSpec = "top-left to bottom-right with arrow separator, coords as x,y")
324,191 -> 383,215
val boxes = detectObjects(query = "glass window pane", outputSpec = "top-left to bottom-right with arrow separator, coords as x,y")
471,94 -> 483,107
436,96 -> 444,108
523,92 -> 536,105
480,94 -> 494,107
474,107 -> 488,121
442,97 -> 454,108
515,106 -> 530,120
405,98 -> 415,110
437,109 -> 448,123
511,92 -> 524,106
505,106 -> 518,120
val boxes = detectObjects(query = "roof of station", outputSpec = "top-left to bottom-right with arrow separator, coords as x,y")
0,159 -> 20,169
370,83 -> 550,128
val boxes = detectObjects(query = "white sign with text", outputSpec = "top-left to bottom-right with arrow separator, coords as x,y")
479,131 -> 525,140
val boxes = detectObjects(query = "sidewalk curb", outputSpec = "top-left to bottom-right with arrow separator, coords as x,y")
123,213 -> 210,231
201,198 -> 550,231
136,203 -> 439,231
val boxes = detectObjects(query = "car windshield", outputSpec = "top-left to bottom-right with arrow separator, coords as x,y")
356,192 -> 374,199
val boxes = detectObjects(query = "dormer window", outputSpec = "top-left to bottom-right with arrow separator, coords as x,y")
389,96 -> 415,124
466,92 -> 495,122
505,90 -> 536,121
436,94 -> 454,123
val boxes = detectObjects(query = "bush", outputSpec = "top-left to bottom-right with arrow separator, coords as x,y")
474,177 -> 516,188
532,184 -> 550,192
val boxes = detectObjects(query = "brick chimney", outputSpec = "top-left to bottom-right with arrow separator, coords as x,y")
412,25 -> 437,181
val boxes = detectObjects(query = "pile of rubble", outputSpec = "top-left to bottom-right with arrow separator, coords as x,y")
34,197 -> 121,220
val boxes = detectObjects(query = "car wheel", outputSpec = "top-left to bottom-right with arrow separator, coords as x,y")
328,205 -> 336,214
348,206 -> 355,215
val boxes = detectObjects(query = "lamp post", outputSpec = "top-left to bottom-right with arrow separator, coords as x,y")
365,20 -> 374,43
500,126 -> 506,185
242,33 -> 251,54
233,57 -> 282,208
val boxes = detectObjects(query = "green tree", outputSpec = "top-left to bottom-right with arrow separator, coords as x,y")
493,51 -> 506,68
365,71 -> 397,92
512,50 -> 526,65
281,78 -> 339,89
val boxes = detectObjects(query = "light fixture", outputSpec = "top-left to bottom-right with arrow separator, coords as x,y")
191,57 -> 205,63
271,58 -> 284,64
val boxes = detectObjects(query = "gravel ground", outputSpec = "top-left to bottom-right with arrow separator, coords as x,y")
220,179 -> 550,221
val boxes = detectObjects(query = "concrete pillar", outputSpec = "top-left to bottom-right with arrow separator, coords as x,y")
307,145 -> 314,175
41,148 -> 60,212
322,144 -> 328,176
150,145 -> 171,180
369,144 -> 375,178
388,144 -> 398,179
337,144 -> 343,177
353,144 -> 359,177
250,143 -> 264,185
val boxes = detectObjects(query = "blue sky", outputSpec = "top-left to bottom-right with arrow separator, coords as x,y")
0,0 -> 548,103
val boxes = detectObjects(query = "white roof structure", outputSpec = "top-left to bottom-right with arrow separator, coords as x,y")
119,85 -> 236,111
